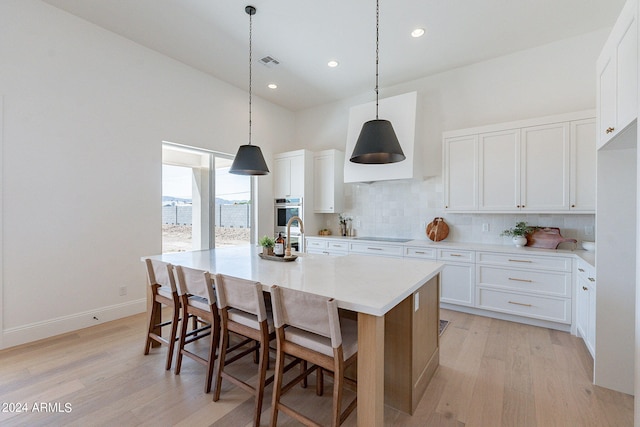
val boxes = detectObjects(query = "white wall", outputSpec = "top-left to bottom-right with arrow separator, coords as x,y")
0,0 -> 294,349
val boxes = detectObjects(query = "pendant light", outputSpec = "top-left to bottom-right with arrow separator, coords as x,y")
230,5 -> 270,175
350,0 -> 405,164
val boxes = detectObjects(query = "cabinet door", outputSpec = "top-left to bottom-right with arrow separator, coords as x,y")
444,135 -> 477,211
313,151 -> 344,213
570,119 -> 596,211
440,262 -> 474,306
273,157 -> 291,198
520,123 -> 570,211
587,282 -> 596,357
597,52 -> 616,147
576,275 -> 589,341
478,130 -> 519,211
289,155 -> 304,197
615,1 -> 637,132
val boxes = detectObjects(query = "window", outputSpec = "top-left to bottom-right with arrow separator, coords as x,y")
162,143 -> 252,253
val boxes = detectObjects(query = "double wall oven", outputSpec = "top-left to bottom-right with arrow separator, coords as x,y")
274,197 -> 303,252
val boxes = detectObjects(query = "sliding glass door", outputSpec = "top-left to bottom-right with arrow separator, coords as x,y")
162,143 -> 252,253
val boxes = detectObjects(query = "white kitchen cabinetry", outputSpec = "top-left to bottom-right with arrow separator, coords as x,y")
443,135 -> 478,211
305,237 -> 348,256
444,111 -> 595,213
313,149 -> 344,213
596,0 -> 637,149
437,249 -> 475,307
475,252 -> 572,324
576,258 -> 596,358
520,123 -> 571,211
478,129 -> 519,211
273,150 -> 311,198
479,123 -> 570,211
570,119 -> 597,211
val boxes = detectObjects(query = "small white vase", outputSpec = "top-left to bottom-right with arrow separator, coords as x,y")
512,236 -> 527,247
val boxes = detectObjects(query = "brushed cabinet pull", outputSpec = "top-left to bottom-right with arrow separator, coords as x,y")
508,301 -> 532,307
588,277 -> 595,282
509,277 -> 533,283
578,268 -> 585,272
582,286 -> 588,291
606,127 -> 615,134
415,251 -> 425,254
450,254 -> 463,257
368,247 -> 383,251
508,259 -> 532,263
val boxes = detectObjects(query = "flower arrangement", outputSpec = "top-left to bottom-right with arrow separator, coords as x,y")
500,221 -> 536,237
338,213 -> 352,236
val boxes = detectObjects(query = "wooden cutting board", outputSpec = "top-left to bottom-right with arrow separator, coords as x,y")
526,227 -> 577,249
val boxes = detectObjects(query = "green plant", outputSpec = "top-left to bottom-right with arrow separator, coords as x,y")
258,235 -> 275,248
500,221 -> 536,237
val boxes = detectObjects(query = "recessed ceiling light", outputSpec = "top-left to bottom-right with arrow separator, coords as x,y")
327,60 -> 339,68
411,28 -> 425,38
267,83 -> 277,89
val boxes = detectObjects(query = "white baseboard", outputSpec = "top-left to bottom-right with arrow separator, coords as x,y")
1,298 -> 146,350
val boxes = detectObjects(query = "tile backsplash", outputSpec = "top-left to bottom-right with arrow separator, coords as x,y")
327,177 -> 595,246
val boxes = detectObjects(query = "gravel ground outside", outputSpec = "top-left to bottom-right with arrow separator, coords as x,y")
162,224 -> 250,253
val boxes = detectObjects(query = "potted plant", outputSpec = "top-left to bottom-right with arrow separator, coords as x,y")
501,221 -> 535,247
259,235 -> 275,256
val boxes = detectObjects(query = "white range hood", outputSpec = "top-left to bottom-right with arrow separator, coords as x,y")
344,91 -> 420,183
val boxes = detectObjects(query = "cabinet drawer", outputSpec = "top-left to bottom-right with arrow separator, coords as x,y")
437,249 -> 474,263
405,246 -> 437,259
477,266 -> 571,297
306,239 -> 327,250
476,252 -> 571,272
349,243 -> 403,258
327,241 -> 348,251
476,287 -> 571,324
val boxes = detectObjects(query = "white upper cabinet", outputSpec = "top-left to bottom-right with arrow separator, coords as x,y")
520,122 -> 571,211
443,135 -> 478,211
313,149 -> 344,213
597,0 -> 637,149
443,111 -> 594,213
570,119 -> 597,211
273,149 -> 311,198
478,129 -> 520,211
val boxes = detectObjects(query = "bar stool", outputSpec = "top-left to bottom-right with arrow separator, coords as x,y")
269,285 -> 358,427
173,265 -> 219,394
143,258 -> 180,370
212,274 -> 275,427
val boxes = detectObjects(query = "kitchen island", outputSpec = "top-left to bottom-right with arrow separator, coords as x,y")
144,246 -> 443,426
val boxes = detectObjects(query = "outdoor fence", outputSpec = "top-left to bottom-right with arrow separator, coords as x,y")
162,203 -> 251,228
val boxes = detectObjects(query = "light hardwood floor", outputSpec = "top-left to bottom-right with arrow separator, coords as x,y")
0,309 -> 633,426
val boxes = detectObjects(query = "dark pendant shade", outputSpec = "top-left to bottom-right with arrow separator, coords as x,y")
350,119 -> 406,164
229,144 -> 270,175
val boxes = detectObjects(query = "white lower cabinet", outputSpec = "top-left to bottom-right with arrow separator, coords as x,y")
437,249 -> 475,307
576,259 -> 596,357
475,251 -> 573,325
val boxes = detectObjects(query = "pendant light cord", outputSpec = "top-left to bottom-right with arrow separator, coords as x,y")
248,8 -> 253,146
375,0 -> 379,120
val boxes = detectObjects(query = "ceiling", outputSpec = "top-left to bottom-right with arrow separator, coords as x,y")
42,0 -> 625,111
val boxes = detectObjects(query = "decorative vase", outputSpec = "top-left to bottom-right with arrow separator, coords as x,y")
262,247 -> 274,256
512,236 -> 527,247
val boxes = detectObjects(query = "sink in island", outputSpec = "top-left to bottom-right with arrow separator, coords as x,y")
144,246 -> 443,426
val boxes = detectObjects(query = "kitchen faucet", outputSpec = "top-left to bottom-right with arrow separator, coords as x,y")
285,216 -> 304,257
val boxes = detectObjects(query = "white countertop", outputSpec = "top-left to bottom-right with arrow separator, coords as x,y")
144,246 -> 444,316
306,235 -> 596,267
